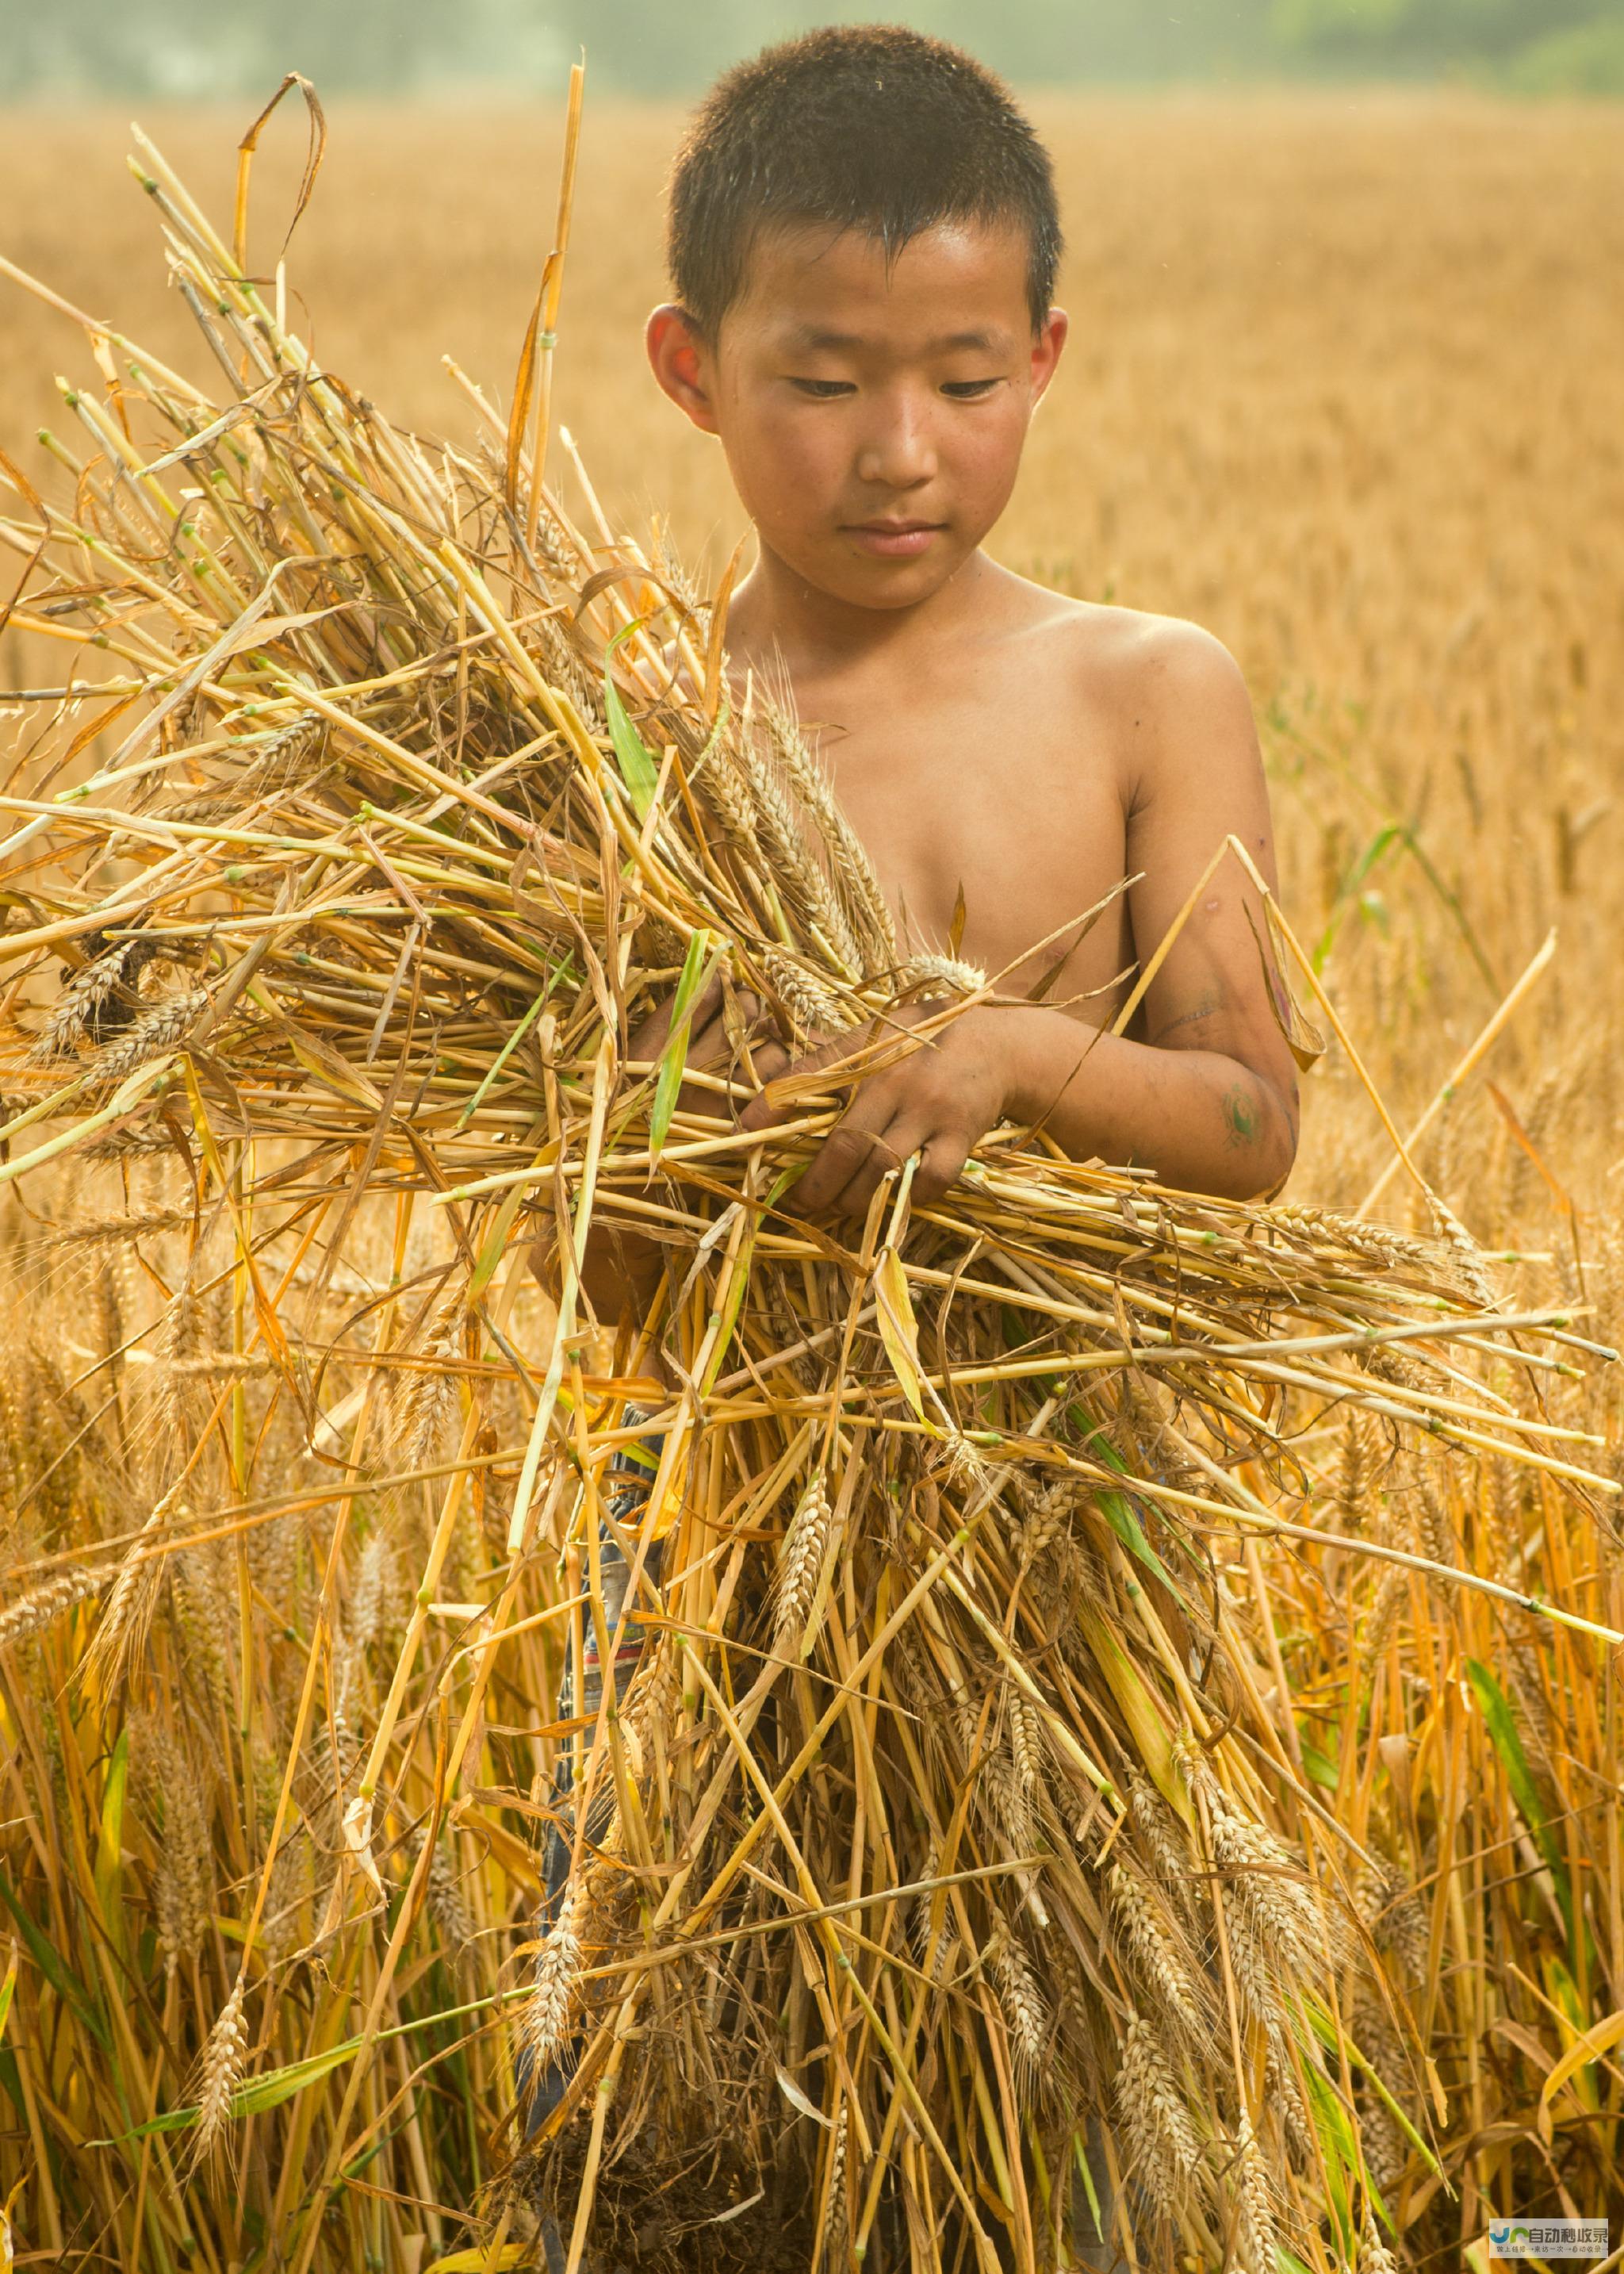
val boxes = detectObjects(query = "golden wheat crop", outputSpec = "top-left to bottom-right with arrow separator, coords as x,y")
5,94 -> 1622,1200
1,92 -> 1622,2273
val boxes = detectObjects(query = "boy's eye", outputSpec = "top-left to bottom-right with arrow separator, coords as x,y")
941,378 -> 1002,399
789,378 -> 856,399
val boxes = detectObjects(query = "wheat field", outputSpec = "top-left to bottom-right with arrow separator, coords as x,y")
6,95 -> 1622,1197
2,92 -> 1623,2272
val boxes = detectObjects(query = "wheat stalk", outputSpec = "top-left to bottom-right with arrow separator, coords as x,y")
773,1472 -> 832,1653
523,1880 -> 583,2085
186,1973 -> 248,2172
1114,2008 -> 1203,2214
0,1564 -> 110,1651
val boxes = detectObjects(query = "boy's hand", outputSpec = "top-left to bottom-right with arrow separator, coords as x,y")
629,973 -> 768,1125
571,976 -> 768,1325
737,1003 -> 1021,1221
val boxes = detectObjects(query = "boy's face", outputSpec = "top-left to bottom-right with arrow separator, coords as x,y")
648,218 -> 1067,615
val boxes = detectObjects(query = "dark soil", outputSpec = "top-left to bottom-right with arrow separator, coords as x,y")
517,2128 -> 817,2273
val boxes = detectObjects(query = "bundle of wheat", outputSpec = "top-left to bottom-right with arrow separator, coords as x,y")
0,90 -> 1615,2274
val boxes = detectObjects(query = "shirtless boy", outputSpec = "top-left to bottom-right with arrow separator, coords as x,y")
636,25 -> 1300,1233
525,25 -> 1299,2266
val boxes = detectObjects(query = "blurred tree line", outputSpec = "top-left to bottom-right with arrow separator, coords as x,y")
1279,0 -> 1624,87
2,0 -> 1621,98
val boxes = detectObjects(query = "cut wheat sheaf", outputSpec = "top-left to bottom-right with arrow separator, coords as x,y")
0,88 -> 1617,2274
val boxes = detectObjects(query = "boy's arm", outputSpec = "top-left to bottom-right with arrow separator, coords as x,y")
739,626 -> 1301,1217
1054,620 -> 1301,1187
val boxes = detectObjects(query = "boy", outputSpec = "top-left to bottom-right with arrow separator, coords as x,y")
523,25 -> 1299,2269
644,26 -> 1300,1221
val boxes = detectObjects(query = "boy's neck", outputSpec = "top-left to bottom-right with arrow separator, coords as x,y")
726,538 -> 1002,681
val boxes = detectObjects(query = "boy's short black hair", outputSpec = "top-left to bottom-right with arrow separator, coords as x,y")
668,25 -> 1063,339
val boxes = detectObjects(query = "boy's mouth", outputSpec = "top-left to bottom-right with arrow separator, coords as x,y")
842,519 -> 945,559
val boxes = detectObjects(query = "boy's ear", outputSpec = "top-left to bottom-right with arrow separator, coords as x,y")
646,304 -> 721,436
1028,307 -> 1069,410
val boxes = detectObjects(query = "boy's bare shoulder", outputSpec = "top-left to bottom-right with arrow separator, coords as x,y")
1007,576 -> 1247,711
1000,573 -> 1257,794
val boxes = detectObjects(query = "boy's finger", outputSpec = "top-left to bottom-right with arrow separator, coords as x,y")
684,1004 -> 733,1064
791,1102 -> 910,1218
688,967 -> 729,1032
786,1123 -> 875,1216
629,967 -> 731,1065
914,1131 -> 971,1206
831,1120 -> 931,1224
667,995 -> 750,1087
737,1030 -> 868,1132
744,1037 -> 791,1098
629,990 -> 679,1063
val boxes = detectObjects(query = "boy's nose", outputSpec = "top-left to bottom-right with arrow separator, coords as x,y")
853,395 -> 938,490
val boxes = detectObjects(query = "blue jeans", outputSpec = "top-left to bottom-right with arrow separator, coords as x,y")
517,1409 -> 664,2142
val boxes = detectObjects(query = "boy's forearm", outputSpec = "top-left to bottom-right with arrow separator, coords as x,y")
557,1002 -> 1294,1334
1000,1007 -> 1297,1201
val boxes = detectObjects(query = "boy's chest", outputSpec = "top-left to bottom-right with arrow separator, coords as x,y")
797,673 -> 1136,1009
